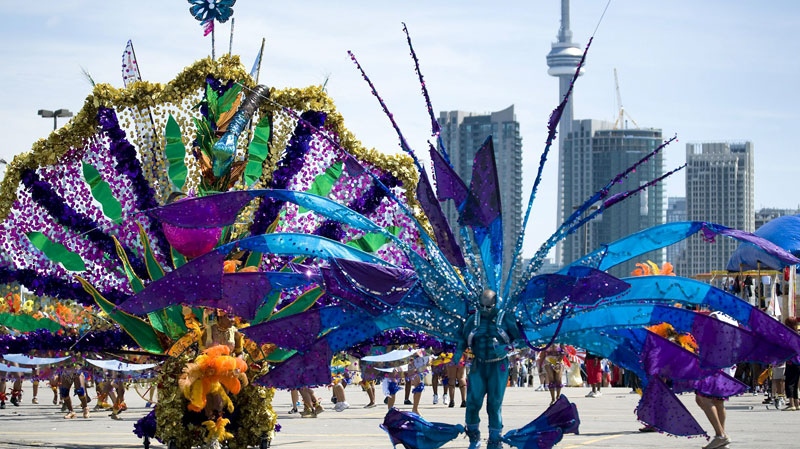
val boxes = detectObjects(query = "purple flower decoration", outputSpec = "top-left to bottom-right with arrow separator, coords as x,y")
188,0 -> 236,24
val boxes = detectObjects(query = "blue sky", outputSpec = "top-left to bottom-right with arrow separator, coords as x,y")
1,1 -> 799,257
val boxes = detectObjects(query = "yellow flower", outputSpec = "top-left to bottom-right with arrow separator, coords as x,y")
202,417 -> 234,442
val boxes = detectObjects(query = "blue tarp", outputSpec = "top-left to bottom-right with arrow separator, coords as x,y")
727,215 -> 800,271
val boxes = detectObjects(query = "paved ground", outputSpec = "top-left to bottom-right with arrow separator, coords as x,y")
0,383 -> 796,448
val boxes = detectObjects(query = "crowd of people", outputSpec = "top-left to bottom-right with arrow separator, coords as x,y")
271,343 -> 644,419
0,364 -> 155,419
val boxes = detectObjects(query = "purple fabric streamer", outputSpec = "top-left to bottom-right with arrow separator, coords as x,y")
217,272 -> 273,320
429,144 -> 468,206
256,339 -> 334,388
747,308 -> 800,355
523,267 -> 629,312
460,137 -> 501,227
711,224 -> 800,266
240,308 -> 324,351
380,407 -> 465,449
636,376 -> 705,437
641,331 -> 715,380
690,312 -> 794,368
118,251 -> 226,315
148,191 -> 255,227
321,259 -> 417,316
672,371 -> 747,398
416,158 -> 465,268
502,395 -> 580,449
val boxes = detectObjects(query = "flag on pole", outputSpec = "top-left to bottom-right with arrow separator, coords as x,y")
121,40 -> 142,87
203,19 -> 215,37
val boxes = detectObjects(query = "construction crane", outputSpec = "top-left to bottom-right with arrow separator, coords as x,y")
613,68 -> 639,130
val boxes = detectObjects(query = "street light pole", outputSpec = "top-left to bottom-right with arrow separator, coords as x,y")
37,108 -> 73,130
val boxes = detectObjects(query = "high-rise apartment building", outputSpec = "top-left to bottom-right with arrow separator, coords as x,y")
665,197 -> 688,271
683,142 -> 754,276
755,208 -> 800,230
559,119 -> 665,276
438,105 -> 523,287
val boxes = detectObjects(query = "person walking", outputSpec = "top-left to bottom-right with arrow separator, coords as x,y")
783,317 -> 800,411
584,352 -> 603,398
538,343 -> 565,405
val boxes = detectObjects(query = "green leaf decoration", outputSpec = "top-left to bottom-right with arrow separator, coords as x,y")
299,162 -> 343,213
264,347 -> 296,363
243,115 -> 271,187
147,305 -> 188,341
165,114 -> 188,190
161,305 -> 189,339
345,226 -> 401,253
244,251 -> 262,269
76,276 -> 165,354
205,84 -> 219,125
171,247 -> 187,269
134,224 -> 188,339
138,223 -> 164,282
0,312 -> 61,333
252,292 -> 280,324
82,162 -> 122,222
112,236 -> 145,293
26,232 -> 86,272
270,286 -> 323,320
193,117 -> 214,158
218,84 -> 243,116
147,311 -> 169,335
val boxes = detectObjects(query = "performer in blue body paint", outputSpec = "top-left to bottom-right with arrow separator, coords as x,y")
463,289 -> 523,449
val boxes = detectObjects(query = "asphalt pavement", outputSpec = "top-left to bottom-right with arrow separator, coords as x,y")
0,383 -> 795,448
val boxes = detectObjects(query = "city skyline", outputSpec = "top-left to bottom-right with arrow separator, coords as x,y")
2,1 -> 799,258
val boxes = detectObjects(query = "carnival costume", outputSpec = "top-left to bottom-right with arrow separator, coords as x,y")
462,289 -> 523,449
3,4 -> 800,449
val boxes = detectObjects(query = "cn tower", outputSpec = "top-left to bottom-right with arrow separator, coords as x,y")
547,0 -> 584,266
546,0 -> 584,127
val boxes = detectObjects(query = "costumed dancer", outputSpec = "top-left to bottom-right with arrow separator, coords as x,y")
445,350 -> 467,408
407,349 -> 431,415
60,360 -> 90,419
538,344 -> 565,405
0,373 -> 6,409
359,361 -> 378,408
463,289 -> 523,449
429,350 -> 450,405
783,317 -> 800,411
382,365 -> 403,410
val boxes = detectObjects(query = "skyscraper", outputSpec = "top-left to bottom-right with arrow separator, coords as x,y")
683,142 -> 754,276
666,196 -> 688,270
559,120 -> 665,277
438,105 -> 523,287
547,0 -> 584,267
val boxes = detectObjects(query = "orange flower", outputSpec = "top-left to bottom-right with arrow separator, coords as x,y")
180,344 -> 249,413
